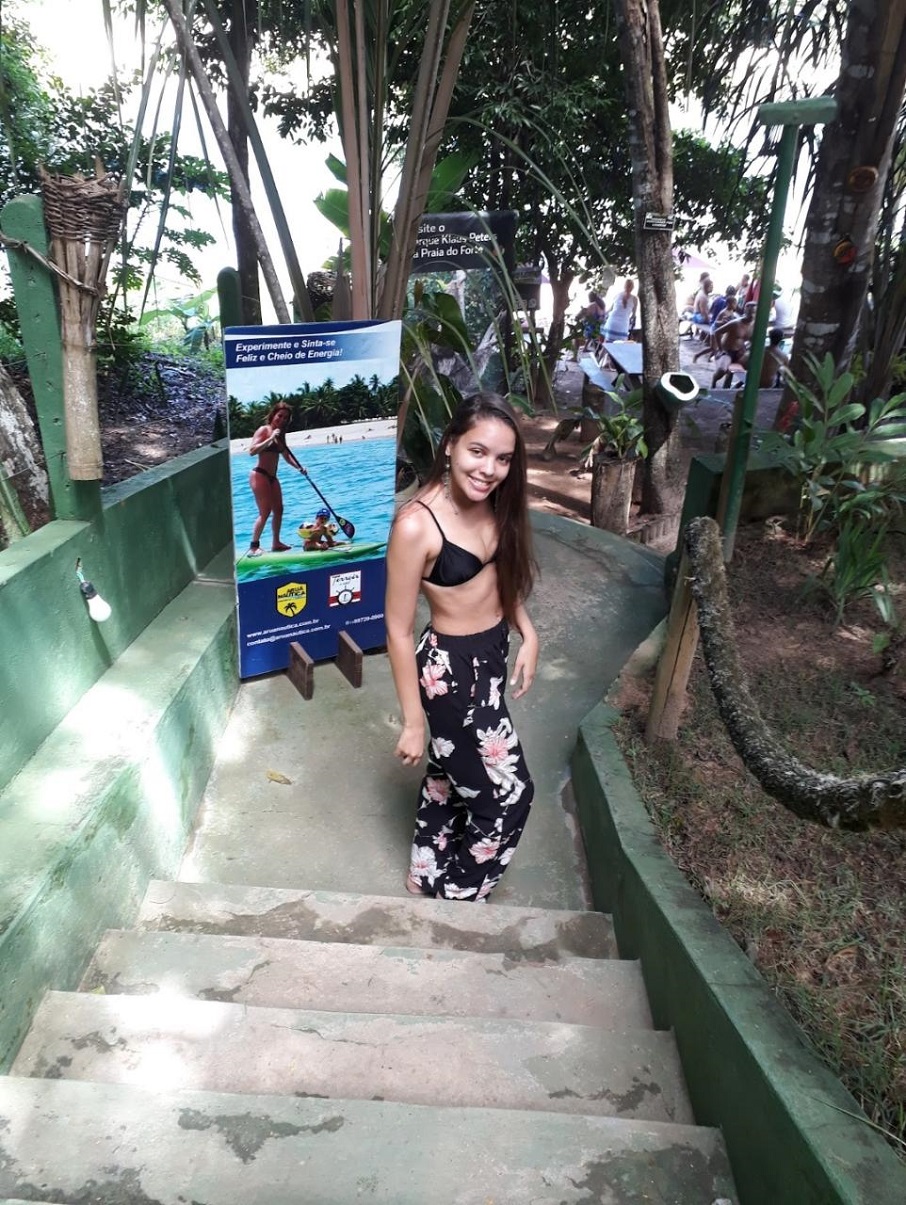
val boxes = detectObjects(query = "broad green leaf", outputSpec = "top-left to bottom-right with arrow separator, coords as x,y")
314,188 -> 352,240
326,153 -> 347,184
826,402 -> 864,427
425,150 -> 481,211
825,373 -> 856,412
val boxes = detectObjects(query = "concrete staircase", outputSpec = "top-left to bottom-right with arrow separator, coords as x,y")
0,880 -> 737,1203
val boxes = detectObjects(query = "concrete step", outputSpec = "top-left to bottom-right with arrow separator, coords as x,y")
139,880 -> 618,959
13,991 -> 692,1124
0,1077 -> 738,1204
82,928 -> 650,1028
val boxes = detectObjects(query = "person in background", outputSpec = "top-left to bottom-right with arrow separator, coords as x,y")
679,272 -> 711,335
710,284 -> 736,325
759,328 -> 791,388
770,284 -> 794,333
601,278 -> 639,341
691,276 -> 714,335
737,272 -> 751,301
694,292 -> 738,362
711,302 -> 757,388
579,291 -> 607,351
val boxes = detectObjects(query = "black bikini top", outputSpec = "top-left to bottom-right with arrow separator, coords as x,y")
413,501 -> 496,588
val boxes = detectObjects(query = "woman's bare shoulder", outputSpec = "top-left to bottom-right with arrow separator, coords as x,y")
393,498 -> 436,542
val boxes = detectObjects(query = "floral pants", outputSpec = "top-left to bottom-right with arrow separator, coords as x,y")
409,620 -> 534,901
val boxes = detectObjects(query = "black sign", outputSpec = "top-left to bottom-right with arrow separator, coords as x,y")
643,211 -> 675,232
410,211 -> 517,272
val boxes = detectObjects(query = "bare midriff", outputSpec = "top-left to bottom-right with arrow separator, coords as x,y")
254,446 -> 281,475
421,564 -> 503,635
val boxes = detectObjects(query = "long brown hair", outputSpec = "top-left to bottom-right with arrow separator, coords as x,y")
265,402 -> 292,424
423,393 -> 537,620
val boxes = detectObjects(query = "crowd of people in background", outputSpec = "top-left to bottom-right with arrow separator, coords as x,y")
679,268 -> 795,388
570,265 -> 796,391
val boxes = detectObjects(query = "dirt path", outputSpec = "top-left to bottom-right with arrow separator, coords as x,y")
522,344 -> 783,544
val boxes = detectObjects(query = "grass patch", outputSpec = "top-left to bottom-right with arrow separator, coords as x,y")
614,521 -> 906,1157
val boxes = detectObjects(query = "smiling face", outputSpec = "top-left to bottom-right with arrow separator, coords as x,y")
446,417 -> 517,506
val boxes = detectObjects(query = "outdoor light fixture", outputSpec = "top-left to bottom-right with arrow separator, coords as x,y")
75,558 -> 112,623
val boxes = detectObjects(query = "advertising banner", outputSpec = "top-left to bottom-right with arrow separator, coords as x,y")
224,320 -> 402,678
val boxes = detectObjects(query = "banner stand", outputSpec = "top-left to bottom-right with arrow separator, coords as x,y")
287,628 -> 364,701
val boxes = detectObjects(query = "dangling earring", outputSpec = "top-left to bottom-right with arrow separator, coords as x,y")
443,453 -> 458,512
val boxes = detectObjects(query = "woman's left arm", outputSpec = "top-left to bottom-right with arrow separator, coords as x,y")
510,601 -> 539,699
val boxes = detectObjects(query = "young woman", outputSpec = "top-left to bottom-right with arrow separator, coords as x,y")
247,402 -> 307,556
385,393 -> 539,902
601,278 -> 638,342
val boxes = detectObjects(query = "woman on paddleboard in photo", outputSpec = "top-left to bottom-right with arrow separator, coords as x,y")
247,402 -> 307,557
385,393 -> 539,902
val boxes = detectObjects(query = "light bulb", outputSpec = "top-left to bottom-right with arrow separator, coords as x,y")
80,580 -> 112,622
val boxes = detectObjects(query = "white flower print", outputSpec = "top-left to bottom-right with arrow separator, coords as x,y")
477,875 -> 500,900
431,736 -> 455,760
419,661 -> 448,699
469,836 -> 500,863
488,675 -> 503,710
456,785 -> 481,799
442,883 -> 478,899
410,844 -> 439,884
424,776 -> 451,803
476,718 -> 521,791
477,718 -> 518,765
498,845 -> 515,866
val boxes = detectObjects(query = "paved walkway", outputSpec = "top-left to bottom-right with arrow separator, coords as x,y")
181,513 -> 667,912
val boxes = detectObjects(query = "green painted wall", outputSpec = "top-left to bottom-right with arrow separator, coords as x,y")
0,443 -> 232,792
0,566 -> 237,1068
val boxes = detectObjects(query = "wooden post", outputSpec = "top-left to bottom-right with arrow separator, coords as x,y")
336,630 -> 364,688
39,164 -> 126,482
1,196 -> 100,520
645,550 -> 698,741
287,641 -> 315,700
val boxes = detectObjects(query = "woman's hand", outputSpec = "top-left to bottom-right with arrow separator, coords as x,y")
510,635 -> 538,699
395,722 -> 425,767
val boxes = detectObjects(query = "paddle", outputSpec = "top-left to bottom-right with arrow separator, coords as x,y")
298,468 -> 356,539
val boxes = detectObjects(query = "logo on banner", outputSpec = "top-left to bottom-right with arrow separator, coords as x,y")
329,570 -> 362,607
276,581 -> 307,617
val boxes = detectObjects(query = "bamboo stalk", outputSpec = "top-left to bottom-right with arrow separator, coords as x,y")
335,0 -> 369,318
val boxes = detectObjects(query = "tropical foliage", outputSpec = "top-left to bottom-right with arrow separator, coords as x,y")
760,353 -> 906,624
0,6 -> 229,315
227,373 -> 401,436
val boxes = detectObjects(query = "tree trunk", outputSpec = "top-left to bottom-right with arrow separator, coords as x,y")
775,0 -> 906,429
161,0 -> 290,323
534,271 -> 573,407
0,363 -> 50,538
591,454 -> 636,534
227,0 -> 262,326
612,0 -> 681,514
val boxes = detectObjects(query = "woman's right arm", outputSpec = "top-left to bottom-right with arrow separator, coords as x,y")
249,424 -> 274,455
385,508 -> 430,766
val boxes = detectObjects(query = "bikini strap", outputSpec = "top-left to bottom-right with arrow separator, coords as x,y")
410,499 -> 446,538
